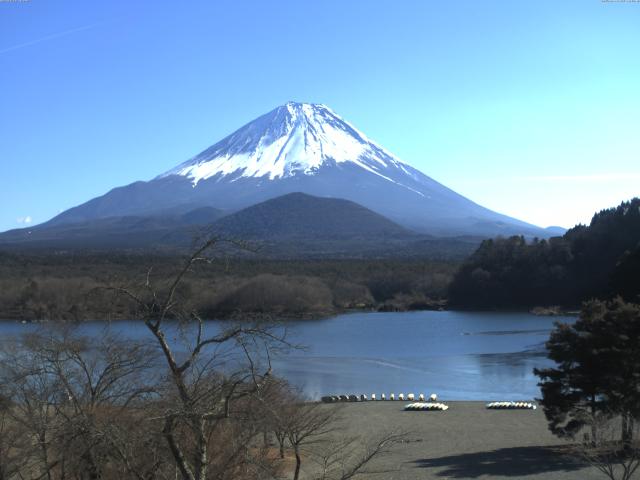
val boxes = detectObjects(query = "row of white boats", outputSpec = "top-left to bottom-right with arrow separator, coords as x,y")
404,402 -> 449,411
404,401 -> 537,412
321,393 -> 439,403
485,401 -> 537,410
320,395 -> 538,411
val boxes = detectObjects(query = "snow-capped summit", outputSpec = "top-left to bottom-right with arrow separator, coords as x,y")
43,102 -> 549,238
159,102 -> 418,191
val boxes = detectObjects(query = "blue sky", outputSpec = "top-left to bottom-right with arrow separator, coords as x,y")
1,0 -> 639,232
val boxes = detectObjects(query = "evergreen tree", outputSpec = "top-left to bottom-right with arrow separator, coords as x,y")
535,299 -> 640,444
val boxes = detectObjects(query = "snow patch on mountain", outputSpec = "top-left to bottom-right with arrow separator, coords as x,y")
159,102 -> 419,192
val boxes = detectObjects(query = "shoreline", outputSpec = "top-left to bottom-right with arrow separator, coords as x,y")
0,304 -> 579,324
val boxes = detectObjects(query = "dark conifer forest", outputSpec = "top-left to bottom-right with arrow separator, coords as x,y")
448,198 -> 640,309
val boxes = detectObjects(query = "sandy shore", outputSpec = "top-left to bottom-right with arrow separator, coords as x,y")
310,401 -> 604,480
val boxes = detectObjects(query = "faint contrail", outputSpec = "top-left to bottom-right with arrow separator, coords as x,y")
0,22 -> 102,55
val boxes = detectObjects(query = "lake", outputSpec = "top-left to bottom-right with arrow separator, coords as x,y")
0,311 -> 573,401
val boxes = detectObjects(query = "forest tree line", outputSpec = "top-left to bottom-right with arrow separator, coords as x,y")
3,198 -> 639,320
448,198 -> 640,309
0,253 -> 456,321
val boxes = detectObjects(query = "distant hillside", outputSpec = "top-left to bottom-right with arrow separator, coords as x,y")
448,198 -> 640,308
180,206 -> 225,225
167,193 -> 481,259
211,192 -> 412,239
0,193 -> 480,259
0,208 -> 224,250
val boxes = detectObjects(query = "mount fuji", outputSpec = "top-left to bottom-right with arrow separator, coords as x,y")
9,102 -> 552,246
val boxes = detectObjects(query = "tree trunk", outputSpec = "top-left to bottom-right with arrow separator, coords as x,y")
38,430 -> 53,480
293,446 -> 301,480
196,418 -> 207,480
276,433 -> 286,459
590,395 -> 597,445
274,432 -> 286,459
622,413 -> 629,447
621,412 -> 634,450
81,449 -> 101,480
163,418 -> 195,480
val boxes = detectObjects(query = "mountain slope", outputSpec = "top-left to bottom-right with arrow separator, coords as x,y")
23,102 -> 547,238
210,192 -> 413,239
0,193 -> 481,259
0,208 -> 223,250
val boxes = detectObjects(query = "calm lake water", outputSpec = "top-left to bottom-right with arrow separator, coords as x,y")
0,311 -> 573,401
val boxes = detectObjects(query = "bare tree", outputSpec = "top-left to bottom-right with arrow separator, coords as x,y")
42,330 -> 163,480
1,337 -> 67,479
309,431 -> 405,480
0,236 -> 403,480
110,237 -> 288,480
251,376 -> 292,459
285,402 -> 338,480
574,412 -> 640,480
257,381 -> 403,480
0,390 -> 30,480
0,327 -> 165,480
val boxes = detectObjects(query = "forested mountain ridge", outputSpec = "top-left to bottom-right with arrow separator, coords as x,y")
0,193 -> 480,259
448,198 -> 640,308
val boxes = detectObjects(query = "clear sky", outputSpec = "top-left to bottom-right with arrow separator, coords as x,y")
1,0 -> 639,232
